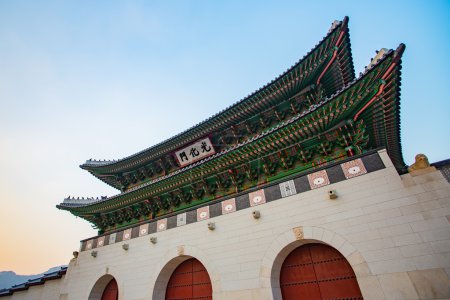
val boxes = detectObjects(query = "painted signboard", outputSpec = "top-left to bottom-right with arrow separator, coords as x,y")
175,137 -> 216,167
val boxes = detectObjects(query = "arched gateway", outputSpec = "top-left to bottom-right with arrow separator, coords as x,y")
101,278 -> 118,300
88,275 -> 118,300
165,258 -> 212,300
280,243 -> 362,299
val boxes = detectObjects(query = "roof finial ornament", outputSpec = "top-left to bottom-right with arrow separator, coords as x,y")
366,48 -> 389,70
394,43 -> 406,60
328,20 -> 340,33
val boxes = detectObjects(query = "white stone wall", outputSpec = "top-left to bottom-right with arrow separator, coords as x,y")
3,150 -> 450,299
4,276 -> 66,300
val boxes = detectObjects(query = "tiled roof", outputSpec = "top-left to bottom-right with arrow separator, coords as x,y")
80,17 -> 354,179
58,44 -> 404,212
0,267 -> 67,298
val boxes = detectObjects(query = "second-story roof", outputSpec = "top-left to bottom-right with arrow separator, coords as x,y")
80,17 -> 355,190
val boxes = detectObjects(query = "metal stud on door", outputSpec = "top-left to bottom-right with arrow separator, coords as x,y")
280,243 -> 363,300
165,258 -> 212,300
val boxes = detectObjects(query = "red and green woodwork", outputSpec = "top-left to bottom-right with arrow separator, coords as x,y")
57,18 -> 406,234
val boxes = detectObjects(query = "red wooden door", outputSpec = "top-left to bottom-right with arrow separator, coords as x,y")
165,258 -> 212,300
101,278 -> 118,300
280,243 -> 363,300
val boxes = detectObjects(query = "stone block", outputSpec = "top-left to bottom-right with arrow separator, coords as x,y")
321,229 -> 335,244
392,233 -> 422,247
364,247 -> 403,263
330,232 -> 346,249
410,217 -> 450,232
312,227 -> 324,241
408,268 -> 450,299
346,229 -> 381,243
354,238 -> 395,252
368,213 -> 423,230
419,227 -> 450,242
378,224 -> 412,238
253,288 -> 273,300
302,226 -> 313,240
378,272 -> 419,300
401,173 -> 416,187
353,262 -> 372,277
400,243 -> 433,258
325,208 -> 365,223
400,203 -> 422,215
338,241 -> 356,257
357,275 -> 386,300
223,289 -> 253,300
369,258 -> 417,275
422,179 -> 450,192
347,251 -> 367,266
410,167 -> 439,180
430,240 -> 450,254
413,253 -> 450,270
221,278 -> 259,291
421,206 -> 450,220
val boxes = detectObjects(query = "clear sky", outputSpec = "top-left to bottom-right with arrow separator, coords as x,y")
0,1 -> 449,275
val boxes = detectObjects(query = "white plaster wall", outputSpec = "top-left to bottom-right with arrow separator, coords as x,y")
3,150 -> 450,300
5,276 -> 66,300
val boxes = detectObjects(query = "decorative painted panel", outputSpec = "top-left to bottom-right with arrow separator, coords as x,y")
307,170 -> 330,189
197,206 -> 210,221
177,213 -> 187,226
157,219 -> 167,232
109,233 -> 116,244
221,198 -> 236,214
341,158 -> 367,179
122,229 -> 132,240
279,180 -> 297,198
97,236 -> 105,247
139,224 -> 149,236
249,189 -> 266,206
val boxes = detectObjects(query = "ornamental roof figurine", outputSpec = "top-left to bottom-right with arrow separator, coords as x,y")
57,17 -> 406,234
408,153 -> 436,175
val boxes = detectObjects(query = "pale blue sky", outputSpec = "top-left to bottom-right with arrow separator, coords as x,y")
0,1 -> 449,274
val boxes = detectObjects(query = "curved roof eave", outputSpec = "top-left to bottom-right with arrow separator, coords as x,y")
58,43 -> 405,213
80,17 -> 354,176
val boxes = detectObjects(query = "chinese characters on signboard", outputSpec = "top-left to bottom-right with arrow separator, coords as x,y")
175,137 -> 216,167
